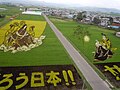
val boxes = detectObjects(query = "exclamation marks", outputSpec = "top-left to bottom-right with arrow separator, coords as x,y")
68,70 -> 76,85
62,70 -> 76,86
62,70 -> 69,86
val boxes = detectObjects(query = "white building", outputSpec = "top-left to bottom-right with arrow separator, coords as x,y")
100,17 -> 110,27
116,32 -> 120,37
22,11 -> 42,15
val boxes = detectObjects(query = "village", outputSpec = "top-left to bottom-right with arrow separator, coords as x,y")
17,6 -> 120,37
43,7 -> 120,30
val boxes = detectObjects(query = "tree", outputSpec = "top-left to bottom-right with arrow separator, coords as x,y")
74,25 -> 83,39
74,25 -> 91,53
73,15 -> 77,20
25,8 -> 27,12
0,15 -> 5,18
93,17 -> 101,25
109,17 -> 113,25
77,12 -> 83,21
74,25 -> 90,40
76,11 -> 86,21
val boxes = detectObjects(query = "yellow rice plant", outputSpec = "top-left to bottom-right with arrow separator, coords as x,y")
0,20 -> 46,45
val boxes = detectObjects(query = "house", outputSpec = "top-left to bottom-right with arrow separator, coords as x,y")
113,17 -> 120,23
20,8 -> 23,11
82,16 -> 92,24
100,17 -> 110,27
110,22 -> 120,29
116,32 -> 120,37
61,14 -> 74,19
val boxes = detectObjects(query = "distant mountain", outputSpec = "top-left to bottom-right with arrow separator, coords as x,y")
1,0 -> 120,13
0,0 -> 67,7
75,7 -> 120,13
0,0 -> 45,6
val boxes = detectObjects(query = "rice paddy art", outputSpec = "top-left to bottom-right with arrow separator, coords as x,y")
0,20 -> 46,53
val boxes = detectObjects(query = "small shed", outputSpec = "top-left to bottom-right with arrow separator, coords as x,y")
116,32 -> 120,37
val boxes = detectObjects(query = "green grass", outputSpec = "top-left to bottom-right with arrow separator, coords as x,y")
0,4 -> 21,16
49,17 -> 120,64
0,18 -> 4,22
16,14 -> 45,21
0,15 -> 72,66
0,14 -> 91,89
0,14 -> 90,87
0,4 -> 22,27
0,16 -> 11,27
50,17 -> 120,89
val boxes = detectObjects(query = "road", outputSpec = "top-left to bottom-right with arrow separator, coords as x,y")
43,14 -> 111,90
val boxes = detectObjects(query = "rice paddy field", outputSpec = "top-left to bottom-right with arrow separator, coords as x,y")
49,17 -> 120,64
0,15 -> 73,66
0,13 -> 92,90
49,17 -> 120,89
0,20 -> 46,44
1,10 -> 119,89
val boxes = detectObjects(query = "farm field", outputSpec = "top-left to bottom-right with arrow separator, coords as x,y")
0,4 -> 21,16
49,17 -> 120,89
49,17 -> 120,64
0,4 -> 22,27
0,14 -> 89,90
0,15 -> 73,66
16,14 -> 45,21
0,20 -> 46,44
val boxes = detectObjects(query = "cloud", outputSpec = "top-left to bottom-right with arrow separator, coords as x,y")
31,0 -> 120,9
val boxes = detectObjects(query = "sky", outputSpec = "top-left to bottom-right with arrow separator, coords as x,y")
32,0 -> 120,9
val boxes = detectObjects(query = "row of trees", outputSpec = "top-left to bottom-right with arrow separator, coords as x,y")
0,14 -> 6,18
93,17 -> 113,25
74,11 -> 113,25
75,11 -> 86,21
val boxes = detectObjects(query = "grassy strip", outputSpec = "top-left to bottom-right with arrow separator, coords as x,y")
16,14 -> 45,21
